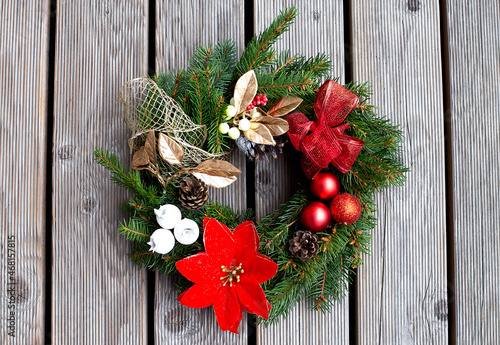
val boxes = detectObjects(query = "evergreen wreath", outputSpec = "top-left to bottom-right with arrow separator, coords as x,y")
95,7 -> 406,333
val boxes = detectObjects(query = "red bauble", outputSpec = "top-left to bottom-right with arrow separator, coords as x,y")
330,193 -> 362,225
310,172 -> 341,201
300,202 -> 331,233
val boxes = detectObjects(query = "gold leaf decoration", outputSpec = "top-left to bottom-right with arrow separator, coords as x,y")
144,131 -> 157,165
131,146 -> 150,170
244,123 -> 276,145
192,159 -> 242,188
158,133 -> 184,165
193,159 -> 242,178
251,116 -> 289,136
255,107 -> 267,117
192,173 -> 237,188
267,96 -> 303,117
234,70 -> 258,114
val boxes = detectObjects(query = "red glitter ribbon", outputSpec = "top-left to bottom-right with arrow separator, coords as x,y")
285,80 -> 364,178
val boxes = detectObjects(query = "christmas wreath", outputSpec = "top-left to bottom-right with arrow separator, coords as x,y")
94,7 -> 406,333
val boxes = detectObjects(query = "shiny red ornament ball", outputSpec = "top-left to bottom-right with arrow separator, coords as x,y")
300,202 -> 331,233
330,193 -> 362,225
310,172 -> 341,201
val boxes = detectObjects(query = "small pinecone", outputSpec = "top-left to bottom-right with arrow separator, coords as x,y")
289,230 -> 320,261
178,178 -> 209,211
235,136 -> 285,162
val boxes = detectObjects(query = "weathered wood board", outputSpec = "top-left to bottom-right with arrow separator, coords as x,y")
254,2 -> 349,345
351,0 -> 448,343
446,1 -> 500,343
154,1 -> 248,343
51,1 -> 149,344
0,1 -> 49,343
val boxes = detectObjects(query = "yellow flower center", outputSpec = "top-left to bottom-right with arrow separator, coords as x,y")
220,263 -> 244,287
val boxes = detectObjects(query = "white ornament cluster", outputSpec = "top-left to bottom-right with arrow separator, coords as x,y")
147,204 -> 200,255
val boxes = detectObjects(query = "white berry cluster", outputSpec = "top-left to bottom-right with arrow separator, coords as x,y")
147,204 -> 200,255
218,96 -> 265,140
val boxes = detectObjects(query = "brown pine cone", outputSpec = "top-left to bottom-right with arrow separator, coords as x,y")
178,178 -> 209,211
289,230 -> 320,261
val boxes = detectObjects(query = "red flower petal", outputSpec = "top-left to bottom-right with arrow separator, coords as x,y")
178,283 -> 218,308
213,285 -> 243,333
176,253 -> 220,284
203,218 -> 237,264
227,309 -> 244,334
236,275 -> 270,319
233,221 -> 259,261
241,254 -> 278,284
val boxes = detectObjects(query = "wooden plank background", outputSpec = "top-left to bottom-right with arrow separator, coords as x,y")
254,2 -> 350,345
51,1 -> 149,344
0,1 -> 49,344
154,1 -> 248,344
446,1 -> 500,343
0,0 -> 499,344
351,0 -> 449,343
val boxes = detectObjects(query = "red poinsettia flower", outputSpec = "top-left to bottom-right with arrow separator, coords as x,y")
176,218 -> 278,333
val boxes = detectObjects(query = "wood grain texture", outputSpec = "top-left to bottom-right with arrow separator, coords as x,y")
155,1 -> 248,343
0,1 -> 49,344
254,2 -> 349,345
351,1 -> 448,343
52,1 -> 148,344
446,1 -> 500,343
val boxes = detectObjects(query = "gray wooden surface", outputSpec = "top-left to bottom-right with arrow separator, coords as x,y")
1,0 -> 499,344
51,1 -> 148,344
351,0 -> 449,343
0,1 -> 49,344
446,1 -> 500,343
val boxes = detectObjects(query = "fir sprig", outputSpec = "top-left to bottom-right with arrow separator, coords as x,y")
234,7 -> 298,77
94,148 -> 160,203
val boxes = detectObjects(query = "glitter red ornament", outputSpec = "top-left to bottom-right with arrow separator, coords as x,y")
330,193 -> 362,225
300,202 -> 331,232
310,172 -> 341,201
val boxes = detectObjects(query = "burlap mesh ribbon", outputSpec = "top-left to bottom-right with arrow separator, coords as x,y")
118,77 -> 228,177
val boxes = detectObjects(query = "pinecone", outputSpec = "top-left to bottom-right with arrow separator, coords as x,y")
289,230 -> 320,261
235,136 -> 285,161
178,178 -> 209,211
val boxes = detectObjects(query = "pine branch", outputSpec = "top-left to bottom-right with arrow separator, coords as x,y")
93,148 -> 160,203
119,218 -> 152,243
234,7 -> 298,77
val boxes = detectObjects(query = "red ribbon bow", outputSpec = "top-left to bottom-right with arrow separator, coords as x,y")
285,80 -> 364,178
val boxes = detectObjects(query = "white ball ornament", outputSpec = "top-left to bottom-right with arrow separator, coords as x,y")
228,127 -> 241,140
238,118 -> 251,131
251,110 -> 261,119
229,97 -> 235,106
147,229 -> 175,254
154,204 -> 182,229
218,122 -> 230,134
225,105 -> 237,120
174,218 -> 200,245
